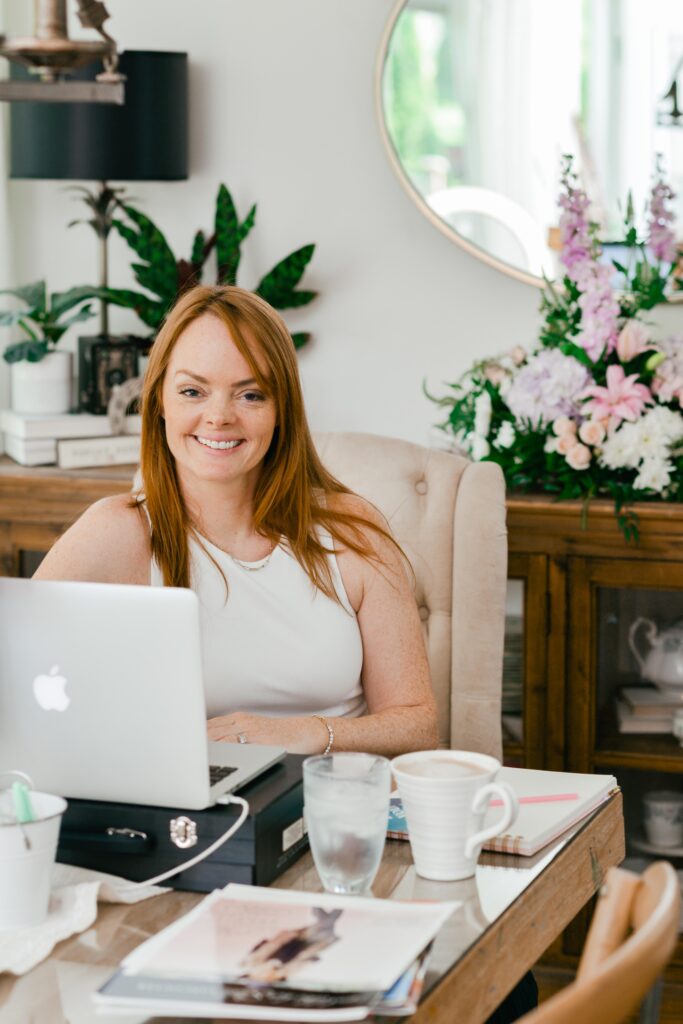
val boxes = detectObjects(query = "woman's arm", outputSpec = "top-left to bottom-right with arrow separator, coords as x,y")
207,496 -> 440,757
33,495 -> 150,584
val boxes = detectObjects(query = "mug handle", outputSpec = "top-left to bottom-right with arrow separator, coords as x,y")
465,782 -> 519,860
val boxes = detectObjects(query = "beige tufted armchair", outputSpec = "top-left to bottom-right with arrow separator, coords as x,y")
314,432 -> 508,760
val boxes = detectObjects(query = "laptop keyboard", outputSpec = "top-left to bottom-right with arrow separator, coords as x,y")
209,764 -> 239,786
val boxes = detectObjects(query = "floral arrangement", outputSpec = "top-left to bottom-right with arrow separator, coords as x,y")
433,156 -> 683,539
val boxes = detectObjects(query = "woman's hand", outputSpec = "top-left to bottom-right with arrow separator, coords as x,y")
207,711 -> 330,755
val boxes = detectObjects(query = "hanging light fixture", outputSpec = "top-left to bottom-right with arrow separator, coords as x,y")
0,0 -> 124,104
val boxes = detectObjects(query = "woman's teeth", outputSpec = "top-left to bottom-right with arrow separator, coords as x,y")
195,436 -> 242,450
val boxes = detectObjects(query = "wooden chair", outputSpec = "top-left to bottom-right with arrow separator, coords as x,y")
518,862 -> 681,1024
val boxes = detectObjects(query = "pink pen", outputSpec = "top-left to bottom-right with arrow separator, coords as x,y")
489,792 -> 579,808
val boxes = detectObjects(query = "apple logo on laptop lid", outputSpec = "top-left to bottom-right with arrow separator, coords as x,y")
33,665 -> 70,712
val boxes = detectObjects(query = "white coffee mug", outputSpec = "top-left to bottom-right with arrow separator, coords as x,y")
391,750 -> 519,881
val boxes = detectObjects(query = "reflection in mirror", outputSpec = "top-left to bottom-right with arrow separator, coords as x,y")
380,0 -> 683,288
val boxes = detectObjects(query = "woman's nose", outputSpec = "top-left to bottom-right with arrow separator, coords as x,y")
205,395 -> 235,425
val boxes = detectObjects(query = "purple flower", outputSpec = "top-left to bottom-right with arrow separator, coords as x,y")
648,173 -> 678,265
557,160 -> 619,360
505,348 -> 594,428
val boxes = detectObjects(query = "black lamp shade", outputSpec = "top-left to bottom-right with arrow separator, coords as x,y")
10,50 -> 188,181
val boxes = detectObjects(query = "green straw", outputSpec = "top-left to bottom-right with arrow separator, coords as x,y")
12,781 -> 35,824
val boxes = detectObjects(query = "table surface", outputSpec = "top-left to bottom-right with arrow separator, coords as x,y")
0,794 -> 624,1024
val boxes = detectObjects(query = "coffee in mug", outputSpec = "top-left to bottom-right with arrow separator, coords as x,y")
398,757 -> 489,779
391,750 -> 519,881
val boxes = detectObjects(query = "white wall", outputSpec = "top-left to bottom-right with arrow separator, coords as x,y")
1,0 -> 681,440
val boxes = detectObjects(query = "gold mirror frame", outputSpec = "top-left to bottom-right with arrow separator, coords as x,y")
375,0 -> 683,302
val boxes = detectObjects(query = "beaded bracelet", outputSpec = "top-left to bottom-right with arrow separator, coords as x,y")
312,714 -> 334,755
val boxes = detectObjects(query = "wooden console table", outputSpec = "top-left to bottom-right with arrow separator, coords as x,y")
0,457 -> 135,577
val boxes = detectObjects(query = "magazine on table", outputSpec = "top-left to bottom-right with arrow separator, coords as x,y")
95,944 -> 433,1021
95,884 -> 455,1020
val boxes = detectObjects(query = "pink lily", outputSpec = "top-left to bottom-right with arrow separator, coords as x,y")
581,364 -> 653,423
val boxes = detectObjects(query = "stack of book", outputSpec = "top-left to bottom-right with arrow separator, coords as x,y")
94,884 -> 455,1020
0,410 -> 141,469
615,687 -> 683,734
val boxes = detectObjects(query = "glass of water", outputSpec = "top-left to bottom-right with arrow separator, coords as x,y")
303,752 -> 391,895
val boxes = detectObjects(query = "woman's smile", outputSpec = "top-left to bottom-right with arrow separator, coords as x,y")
193,435 -> 245,452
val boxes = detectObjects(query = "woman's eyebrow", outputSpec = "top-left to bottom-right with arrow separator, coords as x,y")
174,370 -> 258,387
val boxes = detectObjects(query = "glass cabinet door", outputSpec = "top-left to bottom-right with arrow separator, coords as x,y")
505,555 -> 548,769
567,558 -> 683,965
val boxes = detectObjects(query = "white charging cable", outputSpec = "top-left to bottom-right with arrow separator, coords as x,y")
114,794 -> 249,891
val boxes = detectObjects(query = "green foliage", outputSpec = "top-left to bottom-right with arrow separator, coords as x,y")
256,245 -> 317,309
67,184 -> 128,241
0,281 -> 98,363
100,184 -> 317,348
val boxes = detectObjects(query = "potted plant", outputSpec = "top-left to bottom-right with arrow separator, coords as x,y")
98,183 -> 318,348
1,281 -> 100,414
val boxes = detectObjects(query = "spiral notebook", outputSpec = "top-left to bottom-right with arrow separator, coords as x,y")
388,767 -> 618,857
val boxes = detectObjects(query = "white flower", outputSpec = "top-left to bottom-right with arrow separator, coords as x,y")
646,405 -> 683,443
544,436 -> 559,454
634,458 -> 673,493
469,434 -> 490,461
599,422 -> 641,470
473,390 -> 492,438
494,421 -> 516,449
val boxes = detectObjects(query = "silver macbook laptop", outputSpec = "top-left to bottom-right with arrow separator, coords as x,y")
0,578 -> 286,809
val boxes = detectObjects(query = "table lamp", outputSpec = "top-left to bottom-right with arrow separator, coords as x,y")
9,49 -> 188,411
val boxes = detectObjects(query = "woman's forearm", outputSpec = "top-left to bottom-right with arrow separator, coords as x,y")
327,704 -> 439,758
208,704 -> 439,757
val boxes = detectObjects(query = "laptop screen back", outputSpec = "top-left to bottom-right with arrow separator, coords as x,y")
0,578 -> 213,808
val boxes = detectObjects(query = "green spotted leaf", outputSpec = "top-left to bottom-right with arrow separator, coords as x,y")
215,184 -> 240,285
256,245 -> 317,308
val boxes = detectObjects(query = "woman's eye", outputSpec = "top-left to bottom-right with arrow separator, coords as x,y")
179,387 -> 201,398
241,390 -> 266,403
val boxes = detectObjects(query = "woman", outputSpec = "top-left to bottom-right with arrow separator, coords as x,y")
35,285 -> 438,757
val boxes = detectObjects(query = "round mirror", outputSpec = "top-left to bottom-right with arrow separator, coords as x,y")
377,0 -> 683,291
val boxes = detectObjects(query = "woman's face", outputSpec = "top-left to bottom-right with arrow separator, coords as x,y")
161,313 -> 277,491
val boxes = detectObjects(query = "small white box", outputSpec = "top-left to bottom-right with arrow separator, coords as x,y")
57,435 -> 141,469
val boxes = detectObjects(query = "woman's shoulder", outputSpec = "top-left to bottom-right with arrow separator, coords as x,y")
34,493 -> 151,583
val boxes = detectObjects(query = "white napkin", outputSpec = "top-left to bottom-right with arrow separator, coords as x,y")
0,863 -> 168,976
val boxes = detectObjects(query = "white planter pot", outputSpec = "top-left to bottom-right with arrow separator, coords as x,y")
10,350 -> 72,415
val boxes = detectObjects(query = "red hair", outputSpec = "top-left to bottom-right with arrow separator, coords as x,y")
137,285 -> 398,594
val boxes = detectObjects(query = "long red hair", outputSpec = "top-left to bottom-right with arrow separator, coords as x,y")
137,285 -> 396,595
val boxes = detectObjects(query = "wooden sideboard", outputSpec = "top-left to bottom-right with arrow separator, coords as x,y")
0,457 -> 135,577
506,493 -> 683,1006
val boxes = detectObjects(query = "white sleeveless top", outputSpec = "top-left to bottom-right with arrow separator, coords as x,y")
149,531 -> 366,720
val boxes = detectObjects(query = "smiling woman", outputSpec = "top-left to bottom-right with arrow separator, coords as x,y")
33,285 -> 439,759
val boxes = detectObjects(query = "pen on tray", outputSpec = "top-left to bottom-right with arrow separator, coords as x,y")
489,792 -> 579,808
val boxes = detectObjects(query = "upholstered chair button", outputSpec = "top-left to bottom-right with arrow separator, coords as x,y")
419,605 -> 429,621
415,479 -> 428,494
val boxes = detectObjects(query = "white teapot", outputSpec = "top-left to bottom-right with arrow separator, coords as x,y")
628,617 -> 683,695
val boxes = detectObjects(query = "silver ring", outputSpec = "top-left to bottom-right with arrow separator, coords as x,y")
237,732 -> 247,744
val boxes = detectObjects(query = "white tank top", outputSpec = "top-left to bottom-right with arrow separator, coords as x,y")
149,531 -> 366,720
